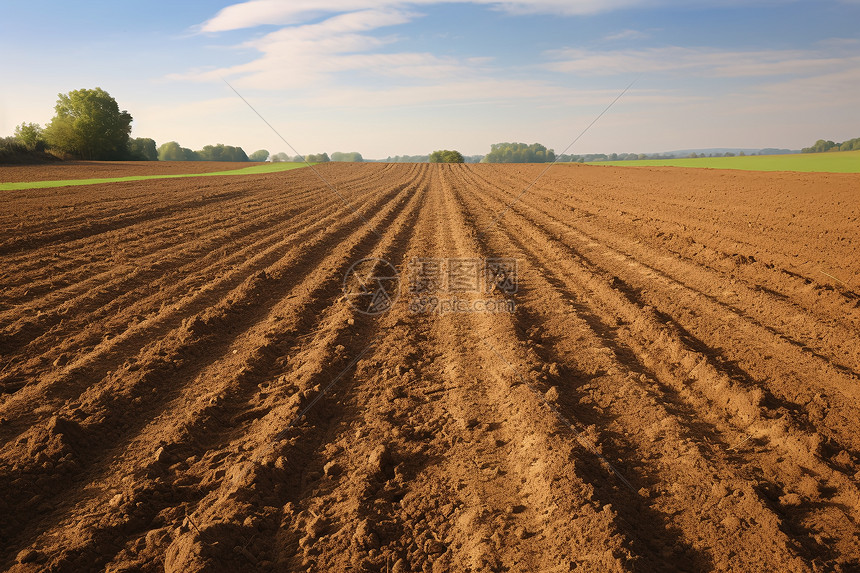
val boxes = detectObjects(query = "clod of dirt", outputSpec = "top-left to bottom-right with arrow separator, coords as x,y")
514,526 -> 528,539
711,482 -> 730,498
385,386 -> 406,400
779,493 -> 803,507
797,475 -> 821,499
323,460 -> 342,477
306,516 -> 327,539
424,539 -> 447,554
368,444 -> 389,475
353,519 -> 380,550
154,446 -> 169,464
16,548 -> 39,564
545,386 -> 560,403
46,415 -> 80,438
721,515 -> 742,531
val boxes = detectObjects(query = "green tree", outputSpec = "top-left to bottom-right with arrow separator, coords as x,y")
483,142 -> 554,163
14,122 -> 46,151
429,149 -> 464,163
128,137 -> 158,161
838,137 -> 860,151
158,141 -> 185,161
305,152 -> 330,163
44,88 -> 132,160
802,139 -> 837,153
270,152 -> 290,162
331,151 -> 364,162
248,149 -> 270,162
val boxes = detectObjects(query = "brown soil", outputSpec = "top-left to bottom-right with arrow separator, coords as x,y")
0,163 -> 858,572
0,161 -> 264,183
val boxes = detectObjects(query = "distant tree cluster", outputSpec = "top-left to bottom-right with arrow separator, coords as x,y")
331,151 -> 364,162
270,153 -> 303,162
802,137 -> 860,153
269,152 -> 330,163
248,149 -> 269,162
483,142 -> 555,163
305,152 -> 330,163
378,154 -> 429,163
429,149 -> 464,163
157,142 -> 249,162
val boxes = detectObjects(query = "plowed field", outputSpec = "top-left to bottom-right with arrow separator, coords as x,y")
1,163 -> 858,572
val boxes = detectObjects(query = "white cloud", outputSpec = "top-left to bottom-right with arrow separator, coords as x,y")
603,29 -> 650,41
543,46 -> 860,78
175,8 -> 495,92
200,0 -> 659,33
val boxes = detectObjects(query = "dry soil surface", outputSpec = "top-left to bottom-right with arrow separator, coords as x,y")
0,163 -> 858,572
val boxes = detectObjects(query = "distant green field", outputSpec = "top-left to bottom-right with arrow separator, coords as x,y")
0,162 -> 312,191
591,150 -> 860,173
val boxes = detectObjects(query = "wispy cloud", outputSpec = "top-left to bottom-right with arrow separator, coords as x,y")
199,0 -> 657,33
175,9 -> 469,89
603,29 -> 650,41
543,46 -> 860,78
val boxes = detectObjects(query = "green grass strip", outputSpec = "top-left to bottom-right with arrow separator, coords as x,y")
590,150 -> 860,173
0,162 -> 313,191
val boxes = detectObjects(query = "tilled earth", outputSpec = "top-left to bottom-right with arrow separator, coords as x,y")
0,163 -> 858,572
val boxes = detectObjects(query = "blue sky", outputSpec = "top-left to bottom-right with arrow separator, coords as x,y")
2,0 -> 859,158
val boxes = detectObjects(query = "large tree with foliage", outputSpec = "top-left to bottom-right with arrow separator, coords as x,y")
331,151 -> 364,162
44,88 -> 132,160
248,149 -> 270,162
429,149 -> 464,163
158,141 -> 186,161
484,142 -> 555,163
14,122 -> 47,151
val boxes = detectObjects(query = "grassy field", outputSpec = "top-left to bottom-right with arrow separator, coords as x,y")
0,162 -> 312,191
591,150 -> 860,173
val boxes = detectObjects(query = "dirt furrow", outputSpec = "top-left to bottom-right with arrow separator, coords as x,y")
89,163 -> 430,572
433,165 -> 639,571
2,162 -> 857,572
0,164 -> 429,571
458,165 -> 860,569
468,167 -> 860,458
0,165 -> 374,306
0,169 -> 389,388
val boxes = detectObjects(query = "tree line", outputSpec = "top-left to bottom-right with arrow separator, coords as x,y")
802,137 -> 860,153
6,88 -> 271,163
482,142 -> 555,163
269,152 -> 366,163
